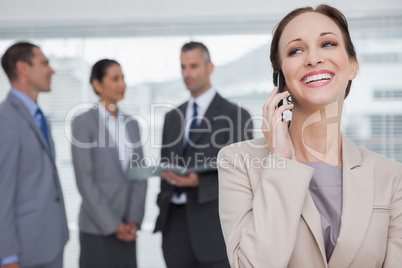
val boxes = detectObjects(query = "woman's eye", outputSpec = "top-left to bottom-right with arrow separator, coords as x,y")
288,48 -> 302,56
322,41 -> 337,48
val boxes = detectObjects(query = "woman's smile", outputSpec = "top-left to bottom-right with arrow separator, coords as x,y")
301,69 -> 335,87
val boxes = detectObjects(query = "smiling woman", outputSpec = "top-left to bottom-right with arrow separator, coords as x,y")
217,4 -> 402,268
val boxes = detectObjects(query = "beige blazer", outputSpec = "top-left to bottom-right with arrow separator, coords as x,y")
217,135 -> 402,268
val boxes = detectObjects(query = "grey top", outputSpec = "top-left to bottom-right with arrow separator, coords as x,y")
304,162 -> 343,262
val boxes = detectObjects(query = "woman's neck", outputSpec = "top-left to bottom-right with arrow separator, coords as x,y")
289,101 -> 343,166
100,99 -> 118,117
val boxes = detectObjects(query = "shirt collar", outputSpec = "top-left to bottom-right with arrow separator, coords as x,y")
188,87 -> 216,116
10,88 -> 39,117
98,102 -> 123,121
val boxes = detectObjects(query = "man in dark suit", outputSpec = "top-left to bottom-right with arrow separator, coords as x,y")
154,41 -> 253,268
0,42 -> 69,268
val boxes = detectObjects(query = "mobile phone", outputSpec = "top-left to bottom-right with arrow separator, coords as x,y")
277,70 -> 285,109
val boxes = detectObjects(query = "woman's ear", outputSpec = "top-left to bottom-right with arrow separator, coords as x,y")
349,59 -> 359,80
92,79 -> 103,95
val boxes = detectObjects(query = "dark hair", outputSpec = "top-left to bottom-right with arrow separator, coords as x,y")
270,4 -> 357,98
90,59 -> 120,96
1,42 -> 39,82
181,41 -> 211,62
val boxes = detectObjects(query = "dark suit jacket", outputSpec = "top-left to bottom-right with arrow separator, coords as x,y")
154,93 -> 253,263
0,92 -> 69,266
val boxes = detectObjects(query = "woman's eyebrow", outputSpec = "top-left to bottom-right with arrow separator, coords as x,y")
320,32 -> 337,37
287,38 -> 302,47
286,32 -> 338,47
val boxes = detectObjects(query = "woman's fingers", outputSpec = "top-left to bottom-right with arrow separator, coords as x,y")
271,105 -> 291,129
263,89 -> 289,121
263,87 -> 280,113
262,88 -> 293,158
270,91 -> 290,111
263,88 -> 277,121
275,103 -> 294,117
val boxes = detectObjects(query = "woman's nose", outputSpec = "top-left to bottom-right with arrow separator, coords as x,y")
304,50 -> 324,67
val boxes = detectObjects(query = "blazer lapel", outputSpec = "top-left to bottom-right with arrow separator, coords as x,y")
46,118 -> 56,158
90,108 -> 124,172
167,103 -> 186,157
8,93 -> 54,160
188,93 -> 222,149
294,130 -> 327,265
329,136 -> 374,267
301,193 -> 328,265
177,103 -> 187,156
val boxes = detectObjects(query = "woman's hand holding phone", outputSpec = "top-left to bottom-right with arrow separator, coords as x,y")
262,87 -> 294,159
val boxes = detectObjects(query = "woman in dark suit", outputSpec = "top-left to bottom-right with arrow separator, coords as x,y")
71,59 -> 147,268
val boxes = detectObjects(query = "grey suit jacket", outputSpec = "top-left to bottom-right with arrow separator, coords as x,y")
154,93 -> 253,263
71,107 -> 147,236
0,92 -> 69,266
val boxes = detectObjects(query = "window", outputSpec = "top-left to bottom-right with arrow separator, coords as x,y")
373,89 -> 402,100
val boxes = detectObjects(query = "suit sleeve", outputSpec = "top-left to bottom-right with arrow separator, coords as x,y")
126,120 -> 148,228
197,106 -> 253,204
0,116 -> 20,258
217,145 -> 315,268
71,116 -> 121,235
158,112 -> 179,196
383,164 -> 402,267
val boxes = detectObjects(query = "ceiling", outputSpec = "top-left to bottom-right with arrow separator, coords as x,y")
0,0 -> 401,39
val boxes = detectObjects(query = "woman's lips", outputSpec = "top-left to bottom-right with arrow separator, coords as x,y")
300,70 -> 334,88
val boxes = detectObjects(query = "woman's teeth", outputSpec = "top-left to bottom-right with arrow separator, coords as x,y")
303,73 -> 333,84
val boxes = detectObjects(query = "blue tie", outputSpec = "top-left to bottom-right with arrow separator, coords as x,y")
36,108 -> 50,146
188,102 -> 198,144
176,102 -> 198,196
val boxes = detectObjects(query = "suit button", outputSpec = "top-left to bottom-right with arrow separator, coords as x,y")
55,197 -> 60,202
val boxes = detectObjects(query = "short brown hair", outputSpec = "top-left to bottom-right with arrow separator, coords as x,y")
181,41 -> 211,62
270,4 -> 357,98
1,42 -> 39,82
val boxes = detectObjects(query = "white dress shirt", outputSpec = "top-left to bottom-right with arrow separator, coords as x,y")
171,87 -> 217,204
98,103 -> 133,172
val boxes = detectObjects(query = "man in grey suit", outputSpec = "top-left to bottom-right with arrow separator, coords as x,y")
154,42 -> 253,268
0,42 -> 69,268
